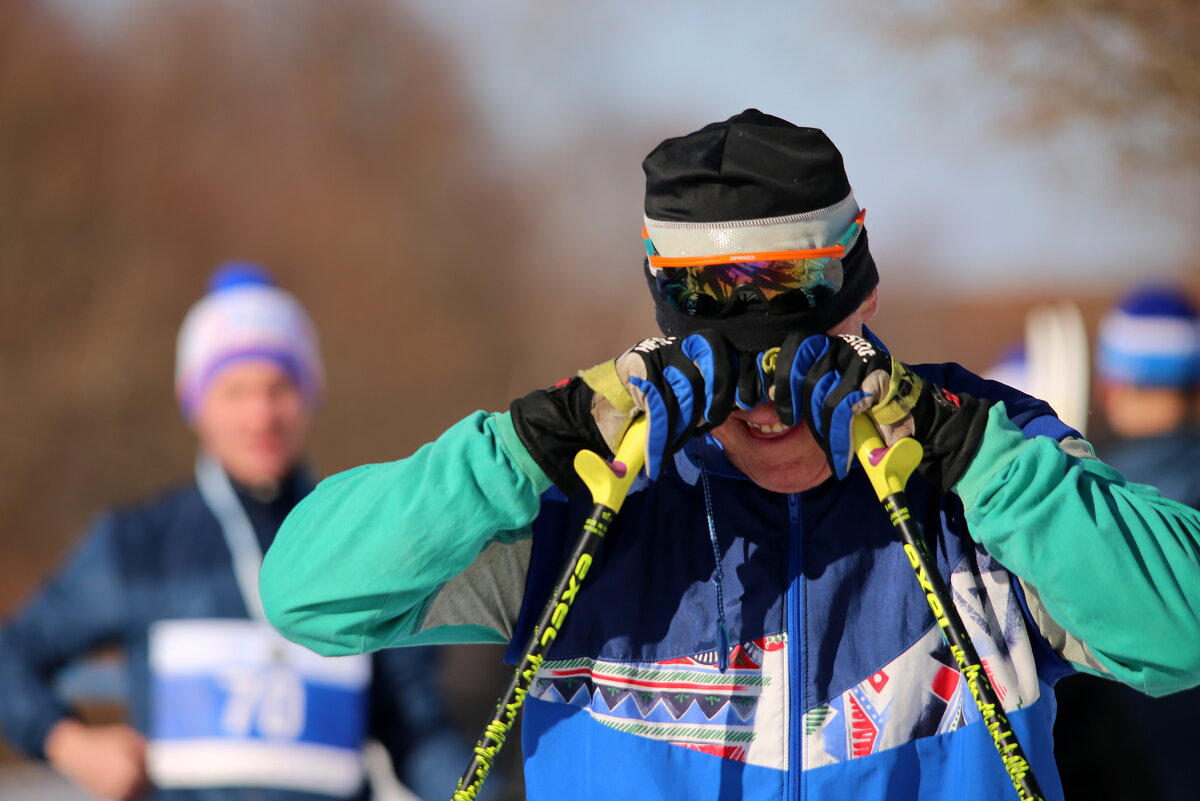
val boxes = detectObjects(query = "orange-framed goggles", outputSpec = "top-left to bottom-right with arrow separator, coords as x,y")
645,209 -> 866,317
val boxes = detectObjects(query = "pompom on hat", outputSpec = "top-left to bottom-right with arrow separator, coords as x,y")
1096,283 -> 1200,388
175,262 -> 324,419
641,109 -> 879,351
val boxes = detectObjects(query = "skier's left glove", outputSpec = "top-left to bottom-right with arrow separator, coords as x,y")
769,332 -> 991,492
511,331 -> 760,493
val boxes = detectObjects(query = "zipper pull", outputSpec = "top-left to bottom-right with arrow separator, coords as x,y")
717,622 -> 731,673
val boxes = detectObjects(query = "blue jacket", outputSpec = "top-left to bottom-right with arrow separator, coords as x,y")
508,364 -> 1076,800
0,470 -> 466,801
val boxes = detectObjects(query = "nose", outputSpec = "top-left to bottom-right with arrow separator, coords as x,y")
242,389 -> 285,429
738,401 -> 783,425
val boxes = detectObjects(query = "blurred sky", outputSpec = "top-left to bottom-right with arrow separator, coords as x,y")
49,0 -> 1199,294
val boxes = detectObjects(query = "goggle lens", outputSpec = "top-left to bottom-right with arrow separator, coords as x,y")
657,257 -> 844,316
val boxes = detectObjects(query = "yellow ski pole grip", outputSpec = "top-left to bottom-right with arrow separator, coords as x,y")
851,414 -> 924,501
573,416 -> 648,511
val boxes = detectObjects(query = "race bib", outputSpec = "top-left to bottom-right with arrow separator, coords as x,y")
147,619 -> 371,796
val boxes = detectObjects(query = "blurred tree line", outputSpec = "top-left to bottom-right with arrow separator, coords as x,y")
873,0 -> 1200,177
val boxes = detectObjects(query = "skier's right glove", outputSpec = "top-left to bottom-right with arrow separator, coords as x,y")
510,331 -> 760,493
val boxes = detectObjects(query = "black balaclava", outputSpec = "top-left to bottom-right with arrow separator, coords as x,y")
642,109 -> 879,352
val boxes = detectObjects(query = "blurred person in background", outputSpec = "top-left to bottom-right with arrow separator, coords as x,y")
1094,283 -> 1200,508
1052,283 -> 1200,801
0,263 -> 473,801
259,111 -> 1200,801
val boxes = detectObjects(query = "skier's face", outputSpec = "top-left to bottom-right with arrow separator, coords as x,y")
192,359 -> 310,489
711,289 -> 878,493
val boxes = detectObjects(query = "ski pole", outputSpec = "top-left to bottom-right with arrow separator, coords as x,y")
452,416 -> 649,801
851,414 -> 1046,801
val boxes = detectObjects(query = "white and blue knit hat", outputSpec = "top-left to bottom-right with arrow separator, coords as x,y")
175,262 -> 324,419
1097,284 -> 1200,388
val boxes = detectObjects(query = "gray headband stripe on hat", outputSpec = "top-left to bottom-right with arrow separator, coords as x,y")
645,192 -> 861,259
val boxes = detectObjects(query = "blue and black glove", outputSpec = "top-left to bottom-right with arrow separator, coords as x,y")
770,332 -> 991,492
511,331 -> 762,493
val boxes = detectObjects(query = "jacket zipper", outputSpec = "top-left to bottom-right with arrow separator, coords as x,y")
786,493 -> 803,800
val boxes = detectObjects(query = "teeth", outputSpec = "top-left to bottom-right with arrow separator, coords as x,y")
746,420 -> 790,434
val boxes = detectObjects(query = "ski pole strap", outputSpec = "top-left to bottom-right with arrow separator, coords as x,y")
851,414 -> 1046,801
453,417 -> 647,801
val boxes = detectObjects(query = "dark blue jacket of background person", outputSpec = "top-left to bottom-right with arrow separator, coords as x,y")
1054,424 -> 1200,801
1104,425 -> 1200,512
0,471 -> 466,801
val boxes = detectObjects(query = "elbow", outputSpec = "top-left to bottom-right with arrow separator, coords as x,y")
1099,623 -> 1200,698
259,566 -> 363,657
261,594 -> 364,658
1150,635 -> 1200,697
1138,657 -> 1200,698
1145,607 -> 1200,694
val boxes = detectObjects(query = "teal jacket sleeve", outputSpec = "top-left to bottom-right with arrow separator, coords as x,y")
955,403 -> 1200,696
260,411 -> 553,656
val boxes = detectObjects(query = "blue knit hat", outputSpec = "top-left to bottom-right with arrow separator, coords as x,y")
1097,284 -> 1200,388
175,262 -> 324,419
